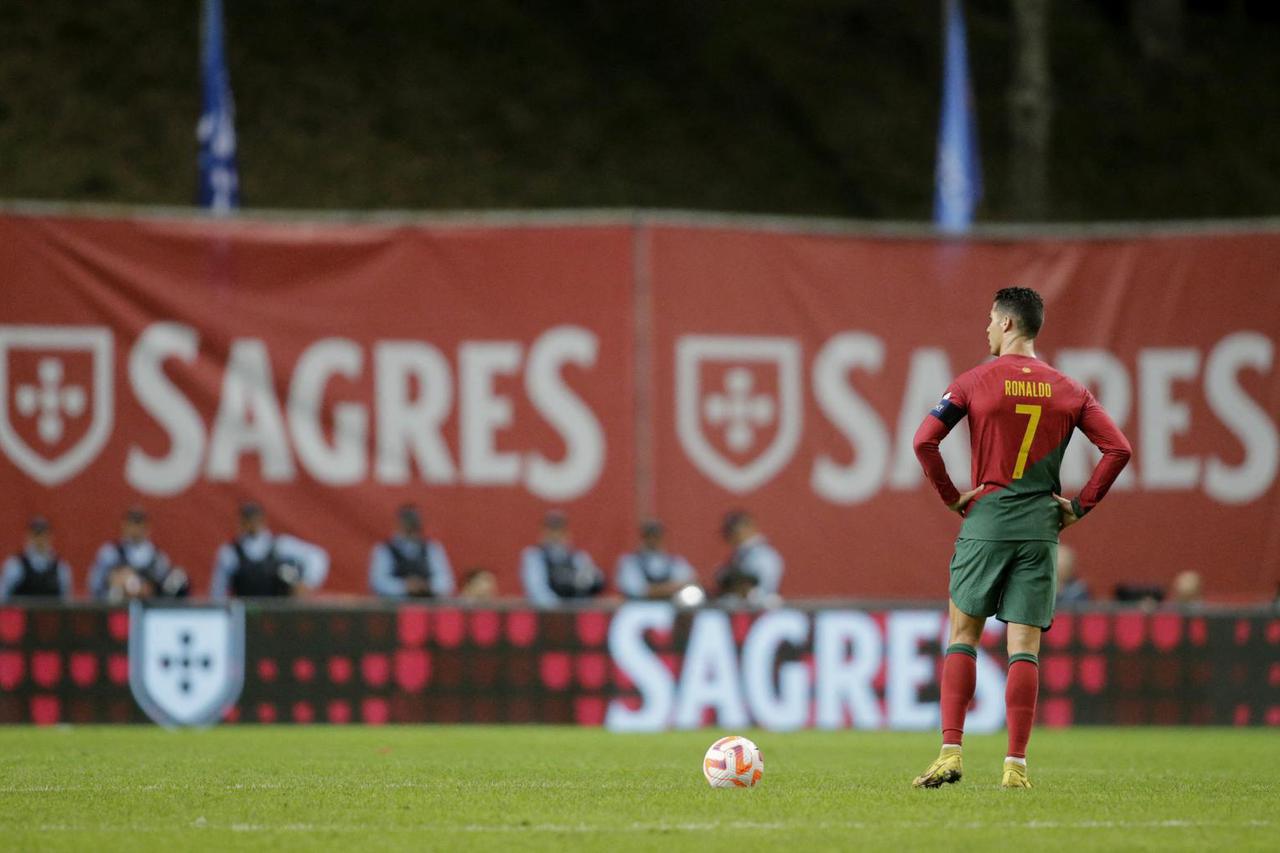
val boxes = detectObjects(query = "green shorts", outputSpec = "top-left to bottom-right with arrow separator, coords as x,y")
948,538 -> 1058,630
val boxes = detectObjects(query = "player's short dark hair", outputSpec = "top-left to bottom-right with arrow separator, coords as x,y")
993,287 -> 1044,338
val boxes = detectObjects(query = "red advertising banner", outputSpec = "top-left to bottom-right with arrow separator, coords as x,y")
0,214 -> 636,597
645,226 -> 1280,599
2,211 -> 1278,600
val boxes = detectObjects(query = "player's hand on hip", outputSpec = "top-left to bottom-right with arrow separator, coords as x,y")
948,486 -> 983,516
1052,494 -> 1080,530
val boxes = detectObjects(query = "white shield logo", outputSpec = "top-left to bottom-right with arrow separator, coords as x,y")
128,602 -> 245,728
0,325 -> 114,485
677,335 -> 802,493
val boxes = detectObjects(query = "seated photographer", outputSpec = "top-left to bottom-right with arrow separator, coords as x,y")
88,506 -> 189,602
714,510 -> 783,604
368,504 -> 455,599
615,519 -> 699,601
210,502 -> 329,599
520,510 -> 605,606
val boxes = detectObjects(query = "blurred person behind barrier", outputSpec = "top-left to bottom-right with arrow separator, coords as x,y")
210,502 -> 328,599
616,519 -> 698,601
369,504 -> 455,599
1055,544 -> 1088,605
0,517 -> 72,601
459,568 -> 498,602
714,510 -> 783,604
1113,582 -> 1164,612
1170,570 -> 1203,607
89,506 -> 189,601
520,510 -> 604,606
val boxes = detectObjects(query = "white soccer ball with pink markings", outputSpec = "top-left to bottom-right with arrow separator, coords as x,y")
702,735 -> 764,788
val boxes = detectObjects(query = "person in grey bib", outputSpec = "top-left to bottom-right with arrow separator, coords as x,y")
714,510 -> 783,604
615,519 -> 698,600
89,506 -> 189,601
369,504 -> 456,598
521,510 -> 604,606
0,517 -> 73,601
210,502 -> 329,599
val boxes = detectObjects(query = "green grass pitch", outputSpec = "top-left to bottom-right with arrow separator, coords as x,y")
0,726 -> 1275,851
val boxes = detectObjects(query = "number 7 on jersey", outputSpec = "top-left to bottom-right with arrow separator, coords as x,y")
1012,404 -> 1042,480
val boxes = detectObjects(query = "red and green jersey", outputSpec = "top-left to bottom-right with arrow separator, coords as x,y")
913,353 -> 1132,541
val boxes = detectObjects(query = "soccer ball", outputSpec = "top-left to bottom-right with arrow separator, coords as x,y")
702,735 -> 763,788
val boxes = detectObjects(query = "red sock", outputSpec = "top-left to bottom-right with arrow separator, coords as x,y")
940,643 -> 977,745
1005,655 -> 1039,759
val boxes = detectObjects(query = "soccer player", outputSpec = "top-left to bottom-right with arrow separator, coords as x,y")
910,287 -> 1131,789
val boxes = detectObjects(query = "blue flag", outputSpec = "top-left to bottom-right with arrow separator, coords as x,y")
197,0 -> 239,212
933,0 -> 982,233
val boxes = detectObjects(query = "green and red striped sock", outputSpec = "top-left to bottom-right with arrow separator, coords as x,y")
1006,653 -> 1040,759
941,643 -> 977,746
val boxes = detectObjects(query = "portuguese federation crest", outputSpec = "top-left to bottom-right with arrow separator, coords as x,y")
676,335 -> 802,493
0,325 -> 114,486
128,602 -> 245,728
